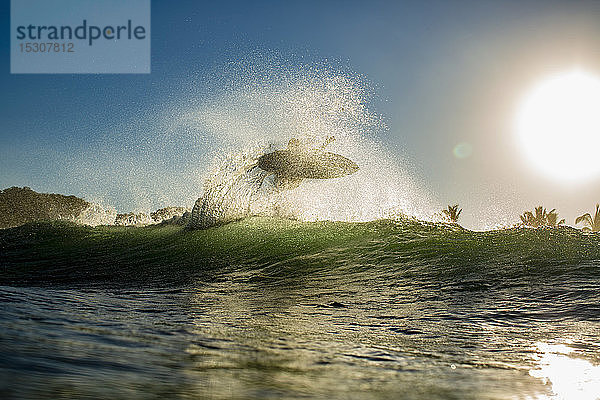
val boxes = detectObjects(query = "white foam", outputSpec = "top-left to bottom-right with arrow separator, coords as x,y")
75,202 -> 117,227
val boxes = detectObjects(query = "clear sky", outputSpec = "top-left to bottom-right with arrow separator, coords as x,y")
2,0 -> 600,229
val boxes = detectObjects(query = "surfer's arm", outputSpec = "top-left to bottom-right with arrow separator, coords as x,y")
319,136 -> 335,150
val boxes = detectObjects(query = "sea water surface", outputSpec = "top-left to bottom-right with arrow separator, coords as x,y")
1,218 -> 600,399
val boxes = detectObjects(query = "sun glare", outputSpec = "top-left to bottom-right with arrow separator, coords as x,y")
530,341 -> 600,400
515,69 -> 600,183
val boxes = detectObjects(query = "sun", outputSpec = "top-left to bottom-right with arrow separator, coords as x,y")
515,69 -> 600,183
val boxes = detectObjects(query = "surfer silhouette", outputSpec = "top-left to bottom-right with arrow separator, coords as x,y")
188,136 -> 358,230
256,135 -> 358,190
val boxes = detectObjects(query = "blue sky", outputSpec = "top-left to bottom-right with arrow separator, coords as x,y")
2,0 -> 600,228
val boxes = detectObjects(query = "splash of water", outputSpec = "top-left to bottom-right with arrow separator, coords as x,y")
180,59 -> 436,227
75,202 -> 117,227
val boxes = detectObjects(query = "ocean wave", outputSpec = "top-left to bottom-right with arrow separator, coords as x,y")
1,217 -> 599,289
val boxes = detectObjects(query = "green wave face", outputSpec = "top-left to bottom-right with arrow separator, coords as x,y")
2,218 -> 599,286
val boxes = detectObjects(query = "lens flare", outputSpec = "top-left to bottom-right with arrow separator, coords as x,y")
453,142 -> 473,159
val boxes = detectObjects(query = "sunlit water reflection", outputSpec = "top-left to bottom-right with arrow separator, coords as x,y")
529,341 -> 600,400
2,271 -> 600,399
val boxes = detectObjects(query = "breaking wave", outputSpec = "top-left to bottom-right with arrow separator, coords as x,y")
174,59 -> 436,228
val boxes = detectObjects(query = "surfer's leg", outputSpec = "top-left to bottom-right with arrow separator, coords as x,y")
286,178 -> 303,190
273,174 -> 284,191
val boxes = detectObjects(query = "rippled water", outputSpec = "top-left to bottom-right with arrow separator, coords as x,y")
1,219 -> 600,399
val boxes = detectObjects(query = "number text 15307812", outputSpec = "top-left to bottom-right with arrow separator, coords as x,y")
19,42 -> 75,53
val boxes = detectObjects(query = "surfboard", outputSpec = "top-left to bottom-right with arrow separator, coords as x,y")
257,150 -> 359,179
